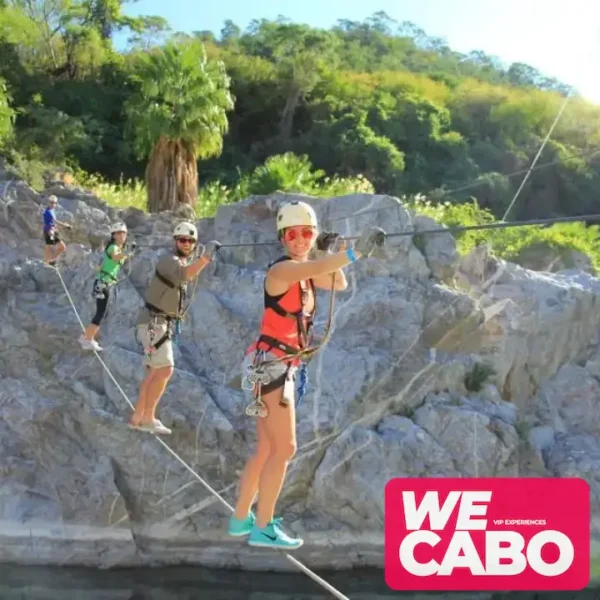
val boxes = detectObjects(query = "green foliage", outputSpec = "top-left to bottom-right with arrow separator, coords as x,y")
124,40 -> 234,160
72,151 -> 374,218
408,194 -> 600,273
1,5 -> 600,233
198,152 -> 374,216
3,150 -> 50,190
14,93 -> 92,163
0,77 -> 15,145
73,169 -> 147,210
491,222 -> 600,273
407,195 -> 496,254
464,362 -> 496,392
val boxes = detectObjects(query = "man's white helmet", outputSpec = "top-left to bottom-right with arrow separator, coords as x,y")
173,221 -> 198,240
111,222 -> 127,234
276,201 -> 318,232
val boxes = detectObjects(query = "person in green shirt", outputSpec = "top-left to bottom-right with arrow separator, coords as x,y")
79,222 -> 130,351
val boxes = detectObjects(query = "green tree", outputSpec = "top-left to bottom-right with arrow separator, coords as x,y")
124,40 -> 234,212
0,77 -> 15,146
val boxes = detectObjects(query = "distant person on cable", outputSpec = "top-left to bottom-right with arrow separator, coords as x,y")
228,200 -> 386,550
43,195 -> 72,266
129,221 -> 220,435
79,222 -> 132,352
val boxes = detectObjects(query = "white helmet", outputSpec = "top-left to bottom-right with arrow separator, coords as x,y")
173,221 -> 198,240
276,201 -> 318,232
111,222 -> 127,234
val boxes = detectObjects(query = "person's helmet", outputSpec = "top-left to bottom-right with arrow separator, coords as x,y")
276,201 -> 318,232
48,195 -> 58,205
111,222 -> 127,234
173,221 -> 198,240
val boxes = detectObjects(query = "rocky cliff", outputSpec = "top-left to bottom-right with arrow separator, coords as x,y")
0,161 -> 598,577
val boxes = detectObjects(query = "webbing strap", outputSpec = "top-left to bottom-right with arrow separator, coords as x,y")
155,268 -> 175,288
263,255 -> 316,349
258,334 -> 299,356
100,270 -> 118,282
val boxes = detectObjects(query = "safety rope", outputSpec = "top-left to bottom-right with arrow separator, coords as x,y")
50,265 -> 350,600
502,88 -> 574,221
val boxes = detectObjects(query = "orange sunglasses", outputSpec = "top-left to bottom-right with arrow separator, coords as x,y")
283,227 -> 316,242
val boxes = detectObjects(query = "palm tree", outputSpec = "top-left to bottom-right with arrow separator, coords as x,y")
125,40 -> 234,213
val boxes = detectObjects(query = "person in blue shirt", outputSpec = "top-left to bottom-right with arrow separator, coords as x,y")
43,195 -> 71,266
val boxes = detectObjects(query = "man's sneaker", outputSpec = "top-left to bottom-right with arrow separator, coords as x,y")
247,519 -> 303,550
78,335 -> 93,349
78,335 -> 102,352
228,511 -> 255,537
148,419 -> 172,435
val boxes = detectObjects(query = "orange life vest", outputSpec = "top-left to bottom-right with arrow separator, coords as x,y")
246,256 -> 316,364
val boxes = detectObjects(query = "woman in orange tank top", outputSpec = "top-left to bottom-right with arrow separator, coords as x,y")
227,200 -> 386,550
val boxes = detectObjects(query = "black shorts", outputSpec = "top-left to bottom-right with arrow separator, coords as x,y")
44,230 -> 61,245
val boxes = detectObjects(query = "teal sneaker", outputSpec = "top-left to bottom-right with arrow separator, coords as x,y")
247,519 -> 303,550
227,511 -> 255,537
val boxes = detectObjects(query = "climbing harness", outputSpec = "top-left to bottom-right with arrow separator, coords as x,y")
141,310 -> 174,356
50,264 -> 350,600
92,278 -> 109,299
138,241 -> 212,354
243,270 -> 337,417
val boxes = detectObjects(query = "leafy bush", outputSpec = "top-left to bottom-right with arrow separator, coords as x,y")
72,170 -> 147,211
408,194 -> 600,272
464,362 -> 496,392
406,194 -> 496,254
198,152 -> 374,216
0,78 -> 15,147
65,152 -> 374,218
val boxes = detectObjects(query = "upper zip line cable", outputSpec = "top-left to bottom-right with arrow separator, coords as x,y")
211,213 -> 600,248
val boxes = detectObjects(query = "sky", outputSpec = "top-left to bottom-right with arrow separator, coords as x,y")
119,0 -> 600,104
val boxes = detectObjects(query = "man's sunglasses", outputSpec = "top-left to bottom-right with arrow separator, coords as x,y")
177,237 -> 196,244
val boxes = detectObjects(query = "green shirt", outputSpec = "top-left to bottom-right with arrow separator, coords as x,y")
99,244 -> 123,283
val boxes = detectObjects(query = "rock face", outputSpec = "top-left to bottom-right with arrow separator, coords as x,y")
0,162 -> 599,578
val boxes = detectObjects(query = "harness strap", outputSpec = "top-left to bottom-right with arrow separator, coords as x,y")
100,270 -> 118,282
155,269 -> 176,288
261,371 -> 290,395
142,303 -> 174,352
257,334 -> 299,357
145,301 -> 179,321
264,255 -> 316,350
154,267 -> 187,319
151,331 -> 171,352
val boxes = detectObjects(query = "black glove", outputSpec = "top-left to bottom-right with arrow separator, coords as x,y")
129,241 -> 137,251
316,231 -> 341,253
354,226 -> 387,258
